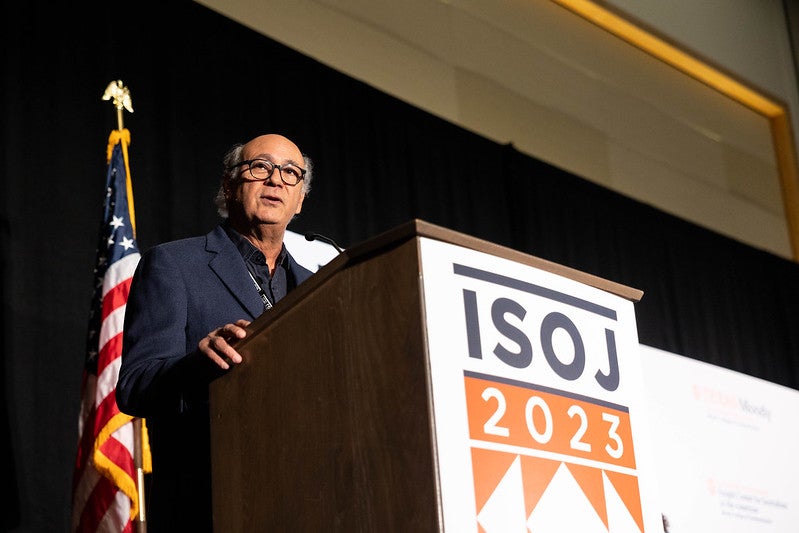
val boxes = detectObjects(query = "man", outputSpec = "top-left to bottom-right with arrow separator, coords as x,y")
116,133 -> 315,531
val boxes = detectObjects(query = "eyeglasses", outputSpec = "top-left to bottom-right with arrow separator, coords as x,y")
231,158 -> 306,186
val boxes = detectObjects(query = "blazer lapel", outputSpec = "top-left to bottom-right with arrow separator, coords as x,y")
205,226 -> 265,319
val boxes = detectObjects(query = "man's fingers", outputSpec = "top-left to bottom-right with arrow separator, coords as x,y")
203,327 -> 245,368
220,322 -> 249,341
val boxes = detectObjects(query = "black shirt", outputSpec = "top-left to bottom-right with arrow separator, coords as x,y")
223,223 -> 290,310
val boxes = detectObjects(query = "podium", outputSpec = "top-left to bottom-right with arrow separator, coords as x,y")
209,220 -> 656,532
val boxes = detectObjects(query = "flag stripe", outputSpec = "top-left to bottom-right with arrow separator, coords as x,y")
101,274 -> 133,326
78,474 -> 120,532
96,329 -> 124,395
102,253 -> 139,299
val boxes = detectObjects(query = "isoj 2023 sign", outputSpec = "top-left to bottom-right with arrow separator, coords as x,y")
419,238 -> 662,533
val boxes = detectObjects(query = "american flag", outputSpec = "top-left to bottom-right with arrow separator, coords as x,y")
72,129 -> 150,532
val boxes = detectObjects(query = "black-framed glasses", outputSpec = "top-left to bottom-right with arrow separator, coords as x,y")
231,158 -> 306,186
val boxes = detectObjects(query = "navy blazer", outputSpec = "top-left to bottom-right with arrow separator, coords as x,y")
117,224 -> 313,532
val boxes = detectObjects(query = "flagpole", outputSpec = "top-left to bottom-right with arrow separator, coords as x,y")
102,80 -> 147,533
132,419 -> 146,533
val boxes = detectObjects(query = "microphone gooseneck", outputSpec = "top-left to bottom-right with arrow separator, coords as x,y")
304,232 -> 344,253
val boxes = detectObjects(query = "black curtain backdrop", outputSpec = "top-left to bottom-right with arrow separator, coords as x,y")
3,1 -> 799,531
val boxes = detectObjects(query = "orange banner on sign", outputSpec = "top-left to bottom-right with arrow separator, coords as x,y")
465,375 -> 637,469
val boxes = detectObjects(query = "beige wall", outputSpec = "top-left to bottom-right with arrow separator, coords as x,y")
196,0 -> 798,260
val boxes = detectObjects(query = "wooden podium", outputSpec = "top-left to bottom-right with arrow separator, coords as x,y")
209,220 -> 650,532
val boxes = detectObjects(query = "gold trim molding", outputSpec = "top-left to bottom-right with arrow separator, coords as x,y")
552,0 -> 799,260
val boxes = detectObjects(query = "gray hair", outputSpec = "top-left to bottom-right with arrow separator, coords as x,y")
214,143 -> 314,219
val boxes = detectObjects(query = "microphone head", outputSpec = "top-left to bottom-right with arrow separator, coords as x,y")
303,231 -> 344,253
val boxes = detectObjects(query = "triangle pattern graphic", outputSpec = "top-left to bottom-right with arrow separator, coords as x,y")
605,469 -> 644,532
565,462 -> 609,529
527,462 -> 609,532
604,471 -> 645,533
476,455 -> 529,532
519,455 -> 561,516
471,447 -> 519,511
469,449 -> 646,533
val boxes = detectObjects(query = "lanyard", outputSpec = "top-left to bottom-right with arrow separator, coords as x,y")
247,270 -> 273,311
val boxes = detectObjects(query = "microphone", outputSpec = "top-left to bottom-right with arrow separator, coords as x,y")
304,231 -> 344,253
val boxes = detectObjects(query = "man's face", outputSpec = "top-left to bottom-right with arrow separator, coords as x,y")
231,134 -> 306,232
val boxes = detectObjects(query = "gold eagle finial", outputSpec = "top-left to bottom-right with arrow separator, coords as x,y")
102,80 -> 134,114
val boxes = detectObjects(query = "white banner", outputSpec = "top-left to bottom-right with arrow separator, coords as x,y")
640,344 -> 799,532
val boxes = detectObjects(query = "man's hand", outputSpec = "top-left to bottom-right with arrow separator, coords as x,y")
199,319 -> 251,369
